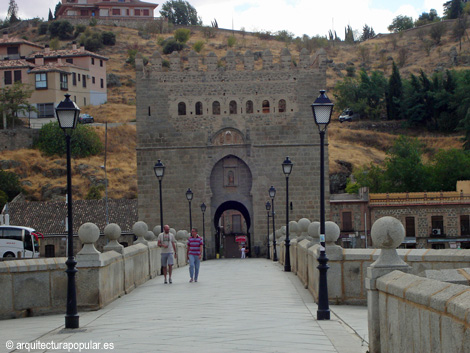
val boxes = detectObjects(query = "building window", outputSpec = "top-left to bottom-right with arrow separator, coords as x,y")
246,100 -> 253,114
13,70 -> 21,82
126,9 -> 130,15
37,103 -> 54,117
100,60 -> 103,67
72,72 -> 77,86
78,74 -> 81,82
91,58 -> 95,65
112,9 -> 121,15
461,215 -> 470,236
66,58 -> 73,64
100,78 -> 104,88
92,76 -> 96,84
4,71 -> 12,85
279,99 -> 286,113
178,102 -> 186,115
7,46 -> 19,56
229,101 -> 237,114
143,9 -> 149,16
80,9 -> 88,16
82,74 -> 86,88
135,9 -> 141,16
195,102 -> 203,115
60,73 -> 68,90
84,97 -> 86,106
35,73 -> 47,89
45,244 -> 55,258
212,101 -> 220,115
431,216 -> 444,236
262,100 -> 270,113
342,212 -> 353,232
405,217 -> 415,237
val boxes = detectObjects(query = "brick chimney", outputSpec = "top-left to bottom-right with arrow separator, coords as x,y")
72,41 -> 77,50
34,54 -> 44,66
44,44 -> 50,54
2,31 -> 8,40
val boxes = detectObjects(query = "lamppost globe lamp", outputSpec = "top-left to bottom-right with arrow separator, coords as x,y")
186,188 -> 194,201
153,160 -> 165,233
56,94 -> 80,131
265,201 -> 271,259
282,157 -> 293,272
311,89 -> 334,321
268,186 -> 278,262
55,94 -> 80,329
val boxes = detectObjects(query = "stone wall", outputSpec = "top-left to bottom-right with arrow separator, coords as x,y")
0,128 -> 37,151
0,222 -> 188,319
135,49 -> 330,259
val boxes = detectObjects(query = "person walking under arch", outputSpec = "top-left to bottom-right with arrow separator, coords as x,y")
187,228 -> 203,282
157,225 -> 177,284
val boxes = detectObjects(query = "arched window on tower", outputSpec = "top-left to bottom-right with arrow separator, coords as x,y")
229,101 -> 237,114
262,100 -> 270,113
246,100 -> 253,114
178,102 -> 186,115
279,99 -> 286,113
213,101 -> 220,115
196,102 -> 203,115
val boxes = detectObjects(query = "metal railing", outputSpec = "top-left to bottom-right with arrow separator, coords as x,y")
369,191 -> 470,206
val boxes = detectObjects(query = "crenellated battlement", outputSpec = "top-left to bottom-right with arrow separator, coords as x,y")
135,48 -> 328,75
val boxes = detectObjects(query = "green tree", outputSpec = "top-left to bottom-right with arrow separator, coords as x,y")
49,20 -> 74,40
360,24 -> 375,41
159,0 -> 201,26
388,15 -> 414,33
34,122 -> 103,158
0,190 -> 8,210
102,31 -> 116,46
456,108 -> 470,150
0,82 -> 35,129
353,163 -> 387,193
0,170 -> 23,201
7,0 -> 19,23
429,149 -> 470,190
429,21 -> 446,44
444,0 -> 463,19
344,25 -> 355,43
86,185 -> 104,200
54,1 -> 61,18
415,9 -> 440,27
386,61 -> 403,120
174,28 -> 191,43
48,9 -> 54,22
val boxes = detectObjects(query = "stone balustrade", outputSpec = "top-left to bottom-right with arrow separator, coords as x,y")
0,221 -> 189,319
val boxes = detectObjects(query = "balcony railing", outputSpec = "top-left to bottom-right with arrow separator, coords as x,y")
369,191 -> 470,206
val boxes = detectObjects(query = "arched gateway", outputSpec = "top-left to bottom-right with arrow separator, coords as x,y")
135,48 -> 330,259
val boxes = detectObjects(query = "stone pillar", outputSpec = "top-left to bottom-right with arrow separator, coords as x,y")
188,50 -> 198,71
150,51 -> 162,72
280,47 -> 292,69
365,216 -> 411,353
103,223 -> 124,254
132,221 -> 148,245
226,50 -> 236,70
244,50 -> 254,70
206,52 -> 218,71
170,51 -> 180,71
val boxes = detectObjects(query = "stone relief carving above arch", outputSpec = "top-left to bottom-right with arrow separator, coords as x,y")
212,128 -> 245,146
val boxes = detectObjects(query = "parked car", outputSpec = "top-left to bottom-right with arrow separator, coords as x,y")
79,114 -> 94,124
338,109 -> 359,123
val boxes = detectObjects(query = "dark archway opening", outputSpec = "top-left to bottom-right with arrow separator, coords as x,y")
213,201 -> 251,258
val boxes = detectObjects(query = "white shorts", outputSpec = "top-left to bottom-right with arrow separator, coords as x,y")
161,253 -> 174,266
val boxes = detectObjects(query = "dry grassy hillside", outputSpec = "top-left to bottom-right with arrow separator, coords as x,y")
2,21 -> 469,200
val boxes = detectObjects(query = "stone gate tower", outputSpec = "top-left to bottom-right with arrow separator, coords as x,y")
135,47 -> 330,258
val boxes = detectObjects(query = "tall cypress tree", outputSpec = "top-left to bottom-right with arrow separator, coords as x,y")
386,61 -> 403,120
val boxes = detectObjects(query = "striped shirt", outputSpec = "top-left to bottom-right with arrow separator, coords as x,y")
187,236 -> 203,256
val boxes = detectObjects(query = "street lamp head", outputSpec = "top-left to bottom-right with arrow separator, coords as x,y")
269,185 -> 276,199
153,159 -> 165,180
311,90 -> 334,132
55,94 -> 80,133
265,201 -> 271,211
186,188 -> 193,201
282,156 -> 293,177
200,202 -> 206,213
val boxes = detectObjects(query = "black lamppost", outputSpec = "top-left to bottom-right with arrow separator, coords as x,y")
55,94 -> 80,329
265,201 -> 271,259
200,202 -> 206,260
269,186 -> 278,262
153,160 -> 165,232
186,188 -> 193,231
282,156 -> 293,272
311,89 -> 334,321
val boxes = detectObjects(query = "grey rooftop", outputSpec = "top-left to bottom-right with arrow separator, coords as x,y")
0,258 -> 368,353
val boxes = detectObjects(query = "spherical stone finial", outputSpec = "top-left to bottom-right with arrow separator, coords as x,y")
104,223 -> 121,241
145,231 -> 155,241
289,221 -> 299,236
78,222 -> 100,244
176,230 -> 187,241
132,221 -> 148,238
298,218 -> 311,233
153,225 -> 162,237
170,228 -> 176,236
307,221 -> 320,239
325,221 -> 340,244
77,222 -> 100,255
371,216 -> 405,249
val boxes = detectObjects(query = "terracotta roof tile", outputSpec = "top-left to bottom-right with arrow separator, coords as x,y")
29,62 -> 77,73
5,199 -> 138,235
0,36 -> 44,49
28,48 -> 108,61
0,59 -> 35,69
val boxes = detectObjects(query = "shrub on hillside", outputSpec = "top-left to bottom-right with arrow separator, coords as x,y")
74,24 -> 86,38
174,28 -> 191,43
107,73 -> 122,87
38,23 -> 49,35
102,31 -> 116,45
49,20 -> 74,40
0,170 -> 23,203
162,38 -> 184,54
34,122 -> 103,158
192,40 -> 204,53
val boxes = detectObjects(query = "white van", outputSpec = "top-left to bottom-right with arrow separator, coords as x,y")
0,225 -> 41,259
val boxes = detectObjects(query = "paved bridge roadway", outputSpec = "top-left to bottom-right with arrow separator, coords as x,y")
0,258 -> 368,353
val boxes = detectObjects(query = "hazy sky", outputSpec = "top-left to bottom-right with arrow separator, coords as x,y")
1,0 -> 447,38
